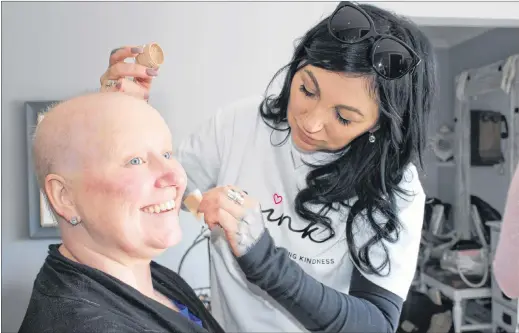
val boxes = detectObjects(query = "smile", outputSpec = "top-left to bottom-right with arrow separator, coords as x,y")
296,125 -> 316,145
141,200 -> 176,214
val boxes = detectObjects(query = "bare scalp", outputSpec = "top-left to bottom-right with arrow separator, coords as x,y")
32,92 -> 157,190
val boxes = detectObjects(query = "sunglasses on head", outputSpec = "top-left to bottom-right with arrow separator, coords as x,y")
327,1 -> 421,80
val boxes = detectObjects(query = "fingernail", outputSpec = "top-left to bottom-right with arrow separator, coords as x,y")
115,82 -> 122,90
131,47 -> 144,54
110,47 -> 122,56
146,68 -> 158,76
144,93 -> 149,100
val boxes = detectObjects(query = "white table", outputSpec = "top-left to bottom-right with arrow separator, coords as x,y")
420,270 -> 492,333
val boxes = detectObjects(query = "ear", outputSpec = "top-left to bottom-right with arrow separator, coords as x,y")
370,123 -> 381,133
44,174 -> 77,221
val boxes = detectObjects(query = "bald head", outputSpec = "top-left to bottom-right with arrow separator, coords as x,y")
34,92 -> 187,262
32,92 -> 169,191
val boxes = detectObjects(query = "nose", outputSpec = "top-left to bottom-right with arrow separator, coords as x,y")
155,171 -> 185,188
154,159 -> 187,189
301,107 -> 324,134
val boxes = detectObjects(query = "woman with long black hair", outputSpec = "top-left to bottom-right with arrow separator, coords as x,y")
100,2 -> 436,332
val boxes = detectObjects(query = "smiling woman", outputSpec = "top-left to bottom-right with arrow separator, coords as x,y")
18,92 -> 225,333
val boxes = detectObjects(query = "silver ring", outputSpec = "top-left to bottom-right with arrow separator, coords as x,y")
226,188 -> 244,206
104,79 -> 119,88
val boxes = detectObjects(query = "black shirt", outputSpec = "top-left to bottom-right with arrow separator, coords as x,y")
236,230 -> 404,332
18,244 -> 224,333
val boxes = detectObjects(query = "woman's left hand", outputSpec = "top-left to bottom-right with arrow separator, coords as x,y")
198,185 -> 266,257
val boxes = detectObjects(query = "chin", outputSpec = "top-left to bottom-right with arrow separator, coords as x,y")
158,216 -> 183,248
144,213 -> 183,251
291,133 -> 318,152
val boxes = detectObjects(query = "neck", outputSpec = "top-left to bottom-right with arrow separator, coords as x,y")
59,241 -> 156,297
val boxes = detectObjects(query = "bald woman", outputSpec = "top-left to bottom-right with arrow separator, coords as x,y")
19,92 -> 224,333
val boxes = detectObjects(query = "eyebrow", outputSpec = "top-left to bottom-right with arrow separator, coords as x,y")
303,69 -> 365,118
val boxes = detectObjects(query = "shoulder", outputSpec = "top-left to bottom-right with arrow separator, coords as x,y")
150,261 -> 198,298
395,163 -> 426,212
19,291 -> 143,333
398,163 -> 424,197
150,260 -> 185,282
388,163 -> 426,242
355,163 -> 425,237
354,164 -> 425,299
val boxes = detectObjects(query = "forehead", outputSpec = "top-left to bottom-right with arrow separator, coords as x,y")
83,105 -> 172,158
300,65 -> 377,108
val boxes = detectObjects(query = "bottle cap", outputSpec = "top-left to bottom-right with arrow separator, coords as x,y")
135,42 -> 164,68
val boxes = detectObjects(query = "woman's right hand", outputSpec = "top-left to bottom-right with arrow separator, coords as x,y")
99,45 -> 159,100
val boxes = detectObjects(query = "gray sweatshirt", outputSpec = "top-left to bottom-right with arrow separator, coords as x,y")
177,95 -> 425,332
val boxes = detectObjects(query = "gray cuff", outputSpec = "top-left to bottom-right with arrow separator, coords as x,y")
235,227 -> 272,267
234,205 -> 266,257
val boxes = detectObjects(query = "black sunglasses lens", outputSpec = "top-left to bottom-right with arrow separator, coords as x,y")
330,5 -> 371,42
372,38 -> 415,79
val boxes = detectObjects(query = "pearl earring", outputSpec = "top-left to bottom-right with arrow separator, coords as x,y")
368,133 -> 376,143
69,216 -> 81,226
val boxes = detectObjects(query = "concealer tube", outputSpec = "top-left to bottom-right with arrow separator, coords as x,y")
183,189 -> 203,220
135,42 -> 165,68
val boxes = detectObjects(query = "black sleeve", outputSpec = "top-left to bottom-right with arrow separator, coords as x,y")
235,230 -> 404,333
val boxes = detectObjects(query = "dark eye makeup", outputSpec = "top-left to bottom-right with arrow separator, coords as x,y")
335,110 -> 350,125
299,84 -> 351,126
299,84 -> 316,98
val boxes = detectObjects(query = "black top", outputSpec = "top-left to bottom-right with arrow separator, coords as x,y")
236,230 -> 404,332
18,244 -> 224,333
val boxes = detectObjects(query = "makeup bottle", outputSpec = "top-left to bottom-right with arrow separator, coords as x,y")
136,42 -> 164,68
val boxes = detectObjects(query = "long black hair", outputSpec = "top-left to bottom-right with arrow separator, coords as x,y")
259,3 -> 436,277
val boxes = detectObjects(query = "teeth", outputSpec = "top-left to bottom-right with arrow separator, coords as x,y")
143,200 -> 176,214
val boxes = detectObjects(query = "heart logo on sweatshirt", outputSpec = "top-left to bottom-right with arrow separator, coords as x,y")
273,193 -> 283,205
